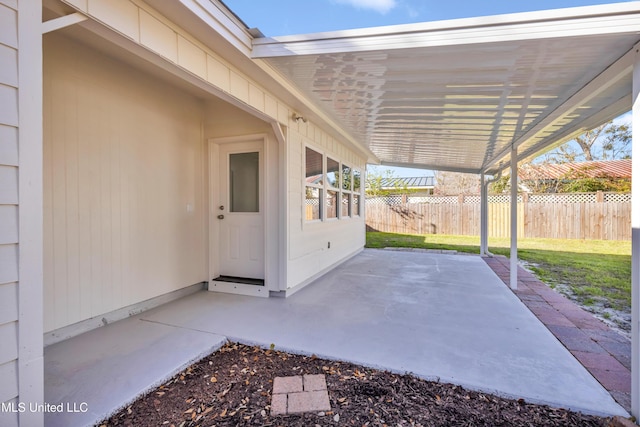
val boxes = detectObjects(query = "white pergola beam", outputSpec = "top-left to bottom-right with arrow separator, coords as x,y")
630,42 -> 640,420
42,12 -> 87,34
485,46 -> 634,173
253,3 -> 640,58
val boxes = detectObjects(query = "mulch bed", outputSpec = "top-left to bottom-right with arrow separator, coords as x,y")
101,342 -> 614,427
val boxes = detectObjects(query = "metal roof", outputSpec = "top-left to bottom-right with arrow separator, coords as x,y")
519,159 -> 632,180
374,176 -> 436,189
252,3 -> 640,174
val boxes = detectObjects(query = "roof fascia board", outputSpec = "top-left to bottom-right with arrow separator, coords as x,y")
484,46 -> 635,172
252,2 -> 640,57
174,0 -> 253,56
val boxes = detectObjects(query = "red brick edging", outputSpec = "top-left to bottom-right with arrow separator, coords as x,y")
483,255 -> 631,412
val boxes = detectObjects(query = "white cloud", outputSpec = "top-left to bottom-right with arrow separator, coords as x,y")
333,0 -> 397,14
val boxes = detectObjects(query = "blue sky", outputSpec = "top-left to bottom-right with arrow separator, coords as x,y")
225,0 -> 634,37
223,0 -> 633,177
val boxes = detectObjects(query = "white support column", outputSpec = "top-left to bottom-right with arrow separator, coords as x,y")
480,172 -> 488,256
510,146 -> 518,290
630,43 -> 640,419
18,0 -> 44,426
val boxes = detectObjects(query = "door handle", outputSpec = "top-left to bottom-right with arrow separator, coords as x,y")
217,214 -> 224,220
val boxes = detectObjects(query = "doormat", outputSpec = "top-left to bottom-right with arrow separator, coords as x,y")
213,275 -> 265,286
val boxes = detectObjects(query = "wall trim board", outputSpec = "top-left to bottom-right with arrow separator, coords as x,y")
43,282 -> 206,347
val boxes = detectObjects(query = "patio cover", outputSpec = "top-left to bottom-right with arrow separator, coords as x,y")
251,2 -> 640,174
245,2 -> 640,418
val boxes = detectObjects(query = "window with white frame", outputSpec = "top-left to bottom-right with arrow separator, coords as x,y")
326,157 -> 340,219
341,164 -> 352,217
352,169 -> 362,216
304,146 -> 363,221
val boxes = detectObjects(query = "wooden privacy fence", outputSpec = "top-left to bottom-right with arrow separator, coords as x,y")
365,192 -> 631,240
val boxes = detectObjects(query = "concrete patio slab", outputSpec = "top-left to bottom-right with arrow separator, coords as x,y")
44,313 -> 226,427
44,249 -> 627,426
483,255 -> 632,411
139,249 -> 625,417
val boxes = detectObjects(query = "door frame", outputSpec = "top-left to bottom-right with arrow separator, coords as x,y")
208,134 -> 274,297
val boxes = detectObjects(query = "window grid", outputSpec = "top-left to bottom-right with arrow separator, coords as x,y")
304,146 -> 362,222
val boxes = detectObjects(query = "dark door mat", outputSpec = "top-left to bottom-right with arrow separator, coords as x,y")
213,276 -> 265,286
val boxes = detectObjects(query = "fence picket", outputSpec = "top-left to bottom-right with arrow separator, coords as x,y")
365,192 -> 631,240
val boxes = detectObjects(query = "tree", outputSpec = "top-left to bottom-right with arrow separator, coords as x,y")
542,120 -> 631,163
433,171 -> 480,195
365,169 -> 409,197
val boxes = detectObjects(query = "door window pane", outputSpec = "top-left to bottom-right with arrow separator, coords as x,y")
230,152 -> 259,213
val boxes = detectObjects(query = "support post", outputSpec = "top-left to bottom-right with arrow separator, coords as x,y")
630,43 -> 640,419
480,172 -> 488,256
510,146 -> 518,290
18,1 -> 45,426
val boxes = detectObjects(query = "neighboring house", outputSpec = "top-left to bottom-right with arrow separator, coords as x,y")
367,176 -> 436,195
3,1 -> 640,425
518,159 -> 632,192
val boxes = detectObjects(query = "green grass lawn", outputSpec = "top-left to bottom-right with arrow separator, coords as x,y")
366,232 -> 631,312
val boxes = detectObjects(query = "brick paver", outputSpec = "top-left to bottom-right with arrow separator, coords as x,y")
483,255 -> 631,411
270,393 -> 288,416
271,374 -> 331,415
273,375 -> 303,393
303,374 -> 328,391
287,390 -> 331,413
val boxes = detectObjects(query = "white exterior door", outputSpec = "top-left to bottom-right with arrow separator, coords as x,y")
211,139 -> 266,296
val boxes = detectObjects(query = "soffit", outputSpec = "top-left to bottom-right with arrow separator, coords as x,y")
252,3 -> 640,174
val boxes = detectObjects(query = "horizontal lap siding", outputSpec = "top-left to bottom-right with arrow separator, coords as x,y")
287,122 -> 367,289
0,1 -> 19,425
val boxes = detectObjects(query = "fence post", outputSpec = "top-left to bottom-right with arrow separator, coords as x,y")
458,194 -> 464,235
522,193 -> 528,238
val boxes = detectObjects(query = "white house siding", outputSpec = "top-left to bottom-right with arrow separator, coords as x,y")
45,0 -> 369,302
0,1 -> 20,425
60,0 -> 292,127
43,33 -> 207,332
2,1 -> 44,425
286,123 -> 367,290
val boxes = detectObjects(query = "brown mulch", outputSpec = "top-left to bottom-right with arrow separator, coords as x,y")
100,342 -> 617,427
